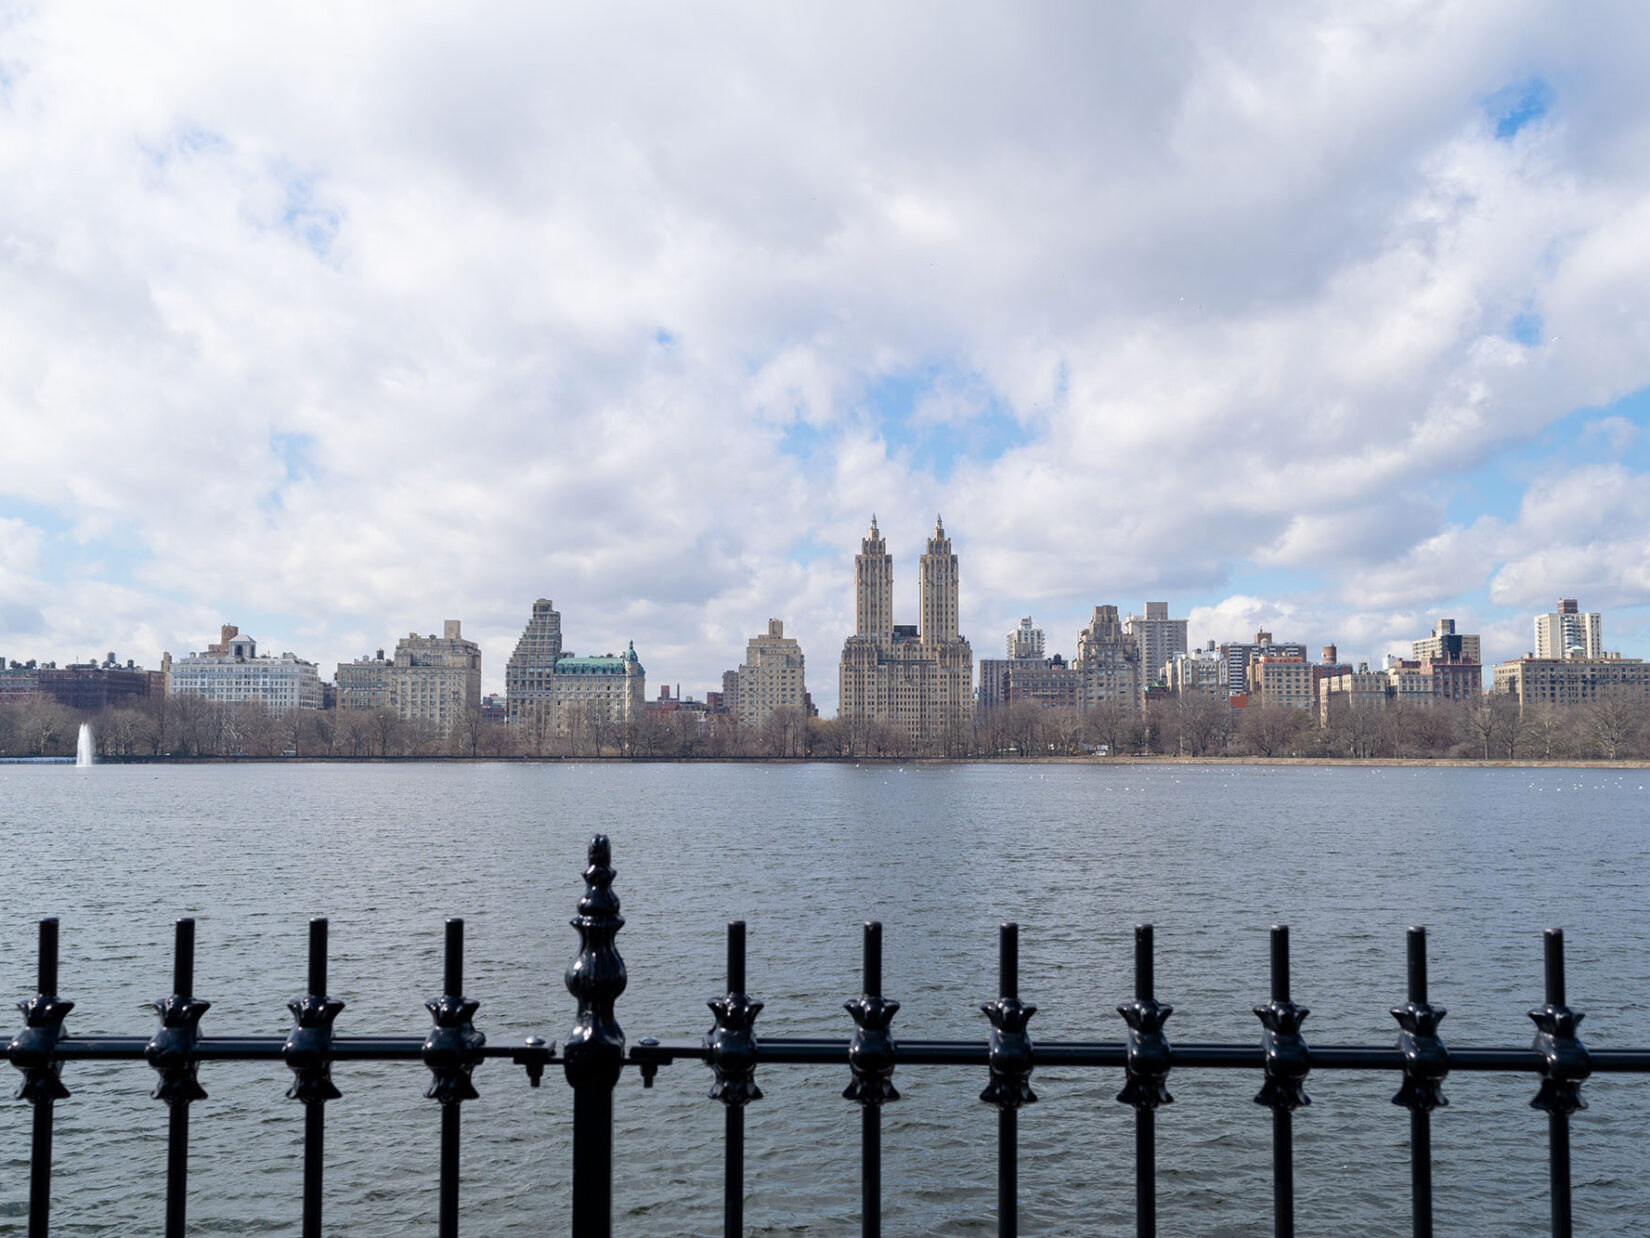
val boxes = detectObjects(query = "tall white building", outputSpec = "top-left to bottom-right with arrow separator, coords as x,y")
1124,603 -> 1188,690
168,626 -> 323,711
736,619 -> 807,729
1534,599 -> 1603,660
1007,617 -> 1045,659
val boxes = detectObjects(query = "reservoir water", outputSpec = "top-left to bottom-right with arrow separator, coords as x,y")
2,761 -> 1647,1235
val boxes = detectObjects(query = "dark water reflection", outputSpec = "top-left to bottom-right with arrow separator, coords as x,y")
2,762 -> 1648,1235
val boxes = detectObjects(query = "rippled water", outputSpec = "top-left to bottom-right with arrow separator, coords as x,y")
2,762 -> 1648,1235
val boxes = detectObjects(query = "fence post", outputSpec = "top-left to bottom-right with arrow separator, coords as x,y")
1254,925 -> 1309,1238
1391,926 -> 1447,1238
565,835 -> 627,1238
284,917 -> 344,1238
1118,924 -> 1173,1238
423,918 -> 486,1238
1529,927 -> 1589,1238
706,920 -> 763,1238
146,918 -> 210,1238
845,921 -> 899,1238
9,917 -> 74,1238
981,922 -> 1036,1238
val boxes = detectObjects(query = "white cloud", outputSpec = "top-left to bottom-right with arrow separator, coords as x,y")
5,3 -> 1650,710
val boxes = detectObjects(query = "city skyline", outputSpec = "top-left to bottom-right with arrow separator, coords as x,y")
6,7 -> 1650,716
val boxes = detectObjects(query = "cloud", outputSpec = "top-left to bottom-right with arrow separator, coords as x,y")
6,3 -> 1650,710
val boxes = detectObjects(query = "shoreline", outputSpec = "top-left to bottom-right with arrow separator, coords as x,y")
73,753 -> 1650,769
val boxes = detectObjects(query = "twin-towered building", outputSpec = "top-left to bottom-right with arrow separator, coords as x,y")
838,516 -> 974,746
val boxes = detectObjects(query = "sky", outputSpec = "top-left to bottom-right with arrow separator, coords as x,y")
5,3 -> 1650,713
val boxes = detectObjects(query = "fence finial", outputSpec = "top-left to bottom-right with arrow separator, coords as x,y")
422,918 -> 486,1105
1391,926 -> 1448,1112
1254,925 -> 1310,1111
982,922 -> 1037,1109
146,918 -> 210,1105
844,921 -> 900,1104
707,920 -> 763,1106
1529,927 -> 1589,1114
9,917 -> 74,1104
1117,923 -> 1173,1110
564,835 -> 627,1091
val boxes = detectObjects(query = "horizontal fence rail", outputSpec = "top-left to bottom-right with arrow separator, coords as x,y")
8,834 -> 1650,1238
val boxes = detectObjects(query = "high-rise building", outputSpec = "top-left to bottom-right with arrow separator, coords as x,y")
170,629 -> 323,711
506,599 -> 564,726
338,621 -> 482,734
1124,603 -> 1187,691
1412,618 -> 1481,665
1219,632 -> 1308,697
1007,617 -> 1045,660
838,516 -> 974,748
1073,605 -> 1142,707
736,619 -> 807,729
1534,599 -> 1603,660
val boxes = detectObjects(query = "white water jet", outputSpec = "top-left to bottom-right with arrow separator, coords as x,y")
76,722 -> 95,767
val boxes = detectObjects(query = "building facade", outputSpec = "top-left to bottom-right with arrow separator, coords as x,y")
169,627 -> 323,711
550,644 -> 646,730
1125,603 -> 1188,690
1219,632 -> 1308,696
735,619 -> 807,729
1164,643 -> 1224,697
1492,654 -> 1650,710
1534,599 -> 1603,661
336,621 -> 482,734
1412,618 -> 1482,667
1007,617 -> 1045,659
838,516 -> 974,748
505,599 -> 564,726
1072,605 -> 1142,707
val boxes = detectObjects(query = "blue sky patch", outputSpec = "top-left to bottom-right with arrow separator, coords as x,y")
1508,312 -> 1542,346
1443,382 -> 1650,527
271,432 -> 317,483
862,364 -> 1033,481
281,176 -> 341,258
1489,78 -> 1551,141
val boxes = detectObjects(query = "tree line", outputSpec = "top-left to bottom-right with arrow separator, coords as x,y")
3,691 -> 1649,761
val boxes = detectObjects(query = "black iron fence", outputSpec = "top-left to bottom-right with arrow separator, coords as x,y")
9,834 -> 1650,1238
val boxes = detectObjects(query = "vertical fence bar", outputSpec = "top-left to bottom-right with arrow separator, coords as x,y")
1392,926 -> 1448,1238
1545,930 -> 1569,1238
285,916 -> 343,1238
705,919 -> 762,1238
1408,930 -> 1432,1238
305,920 -> 328,1238
16,916 -> 74,1238
845,921 -> 899,1238
980,921 -> 1037,1237
863,925 -> 883,1238
421,917 -> 485,1238
997,926 -> 1018,1237
564,837 -> 627,1238
1114,923 -> 1173,1238
726,923 -> 747,1238
1270,928 -> 1293,1238
31,919 -> 58,1238
168,921 -> 193,1238
145,917 -> 210,1238
1527,927 -> 1588,1238
1254,925 -> 1309,1238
